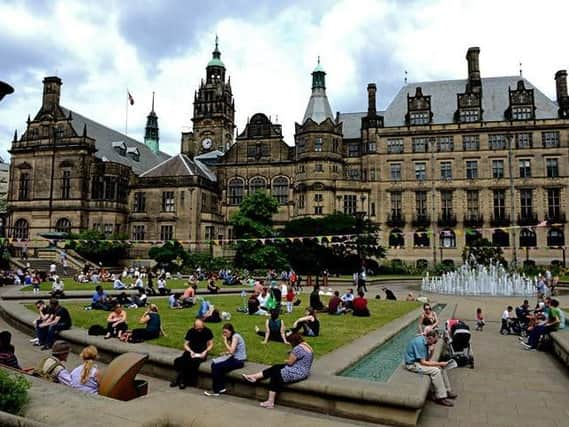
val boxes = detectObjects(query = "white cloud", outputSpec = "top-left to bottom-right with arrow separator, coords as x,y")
1,0 -> 569,162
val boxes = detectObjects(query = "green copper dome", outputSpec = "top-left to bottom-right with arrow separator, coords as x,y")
313,59 -> 325,74
207,35 -> 225,68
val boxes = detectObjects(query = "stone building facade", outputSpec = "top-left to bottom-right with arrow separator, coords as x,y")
7,44 -> 569,266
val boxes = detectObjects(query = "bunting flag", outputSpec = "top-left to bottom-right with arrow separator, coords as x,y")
127,91 -> 134,105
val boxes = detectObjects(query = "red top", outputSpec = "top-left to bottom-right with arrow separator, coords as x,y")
352,296 -> 367,311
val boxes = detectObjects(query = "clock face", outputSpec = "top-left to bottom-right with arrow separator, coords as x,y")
201,137 -> 213,150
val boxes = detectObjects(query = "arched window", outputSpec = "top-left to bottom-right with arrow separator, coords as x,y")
13,219 -> 29,240
519,228 -> 536,247
249,176 -> 267,194
228,178 -> 244,205
492,229 -> 509,247
55,218 -> 71,234
440,229 -> 456,248
272,176 -> 289,205
413,228 -> 430,247
547,228 -> 565,246
465,230 -> 481,247
389,229 -> 405,247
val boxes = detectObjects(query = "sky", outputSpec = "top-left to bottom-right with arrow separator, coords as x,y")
1,0 -> 568,161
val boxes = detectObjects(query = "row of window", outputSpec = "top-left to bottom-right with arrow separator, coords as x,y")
384,132 -> 560,154
389,188 -> 562,220
12,218 -> 72,239
389,158 -> 560,181
227,176 -> 289,205
131,224 -> 173,241
18,170 -> 72,201
388,228 -> 565,248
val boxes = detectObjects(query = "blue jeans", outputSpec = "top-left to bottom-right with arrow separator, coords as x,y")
37,323 -> 70,348
527,324 -> 553,348
211,357 -> 244,392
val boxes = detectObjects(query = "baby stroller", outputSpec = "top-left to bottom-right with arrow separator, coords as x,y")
444,319 -> 474,368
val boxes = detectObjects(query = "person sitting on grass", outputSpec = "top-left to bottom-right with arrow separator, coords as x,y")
248,293 -> 268,316
352,290 -> 370,317
34,340 -> 72,385
91,286 -> 112,311
328,290 -> 348,315
205,323 -> 247,397
199,302 -> 221,323
50,277 -> 65,298
37,298 -> 72,350
104,303 -> 128,340
256,310 -> 289,344
289,308 -> 320,337
112,275 -> 126,290
122,304 -> 162,343
0,331 -> 21,369
340,288 -> 355,309
157,276 -> 170,295
70,345 -> 102,394
382,287 -> 397,300
169,292 -> 183,309
130,288 -> 148,308
404,329 -> 457,407
309,285 -> 325,311
242,333 -> 313,409
207,278 -> 220,294
181,284 -> 196,308
171,319 -> 214,389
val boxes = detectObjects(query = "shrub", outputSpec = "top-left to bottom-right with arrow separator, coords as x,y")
0,370 -> 30,415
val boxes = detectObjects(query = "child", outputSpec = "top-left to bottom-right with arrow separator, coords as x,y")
500,306 -> 514,334
475,308 -> 485,331
285,285 -> 295,314
32,275 -> 41,294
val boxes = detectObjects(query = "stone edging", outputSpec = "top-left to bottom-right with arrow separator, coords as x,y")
0,297 -> 436,426
551,331 -> 569,367
0,409 -> 47,427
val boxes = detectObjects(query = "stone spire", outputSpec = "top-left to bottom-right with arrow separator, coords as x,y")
302,57 -> 334,124
144,91 -> 159,154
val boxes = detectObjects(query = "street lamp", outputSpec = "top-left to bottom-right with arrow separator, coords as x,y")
0,81 -> 14,102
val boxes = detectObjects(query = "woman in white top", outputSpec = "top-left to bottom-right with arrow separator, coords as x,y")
70,345 -> 102,394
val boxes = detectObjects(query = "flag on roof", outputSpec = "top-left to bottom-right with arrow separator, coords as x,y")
128,91 -> 134,106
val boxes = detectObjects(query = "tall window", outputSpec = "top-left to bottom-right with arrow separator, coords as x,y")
298,194 -> 305,209
542,131 -> 560,148
415,162 -> 427,181
55,218 -> 71,234
391,192 -> 402,217
61,170 -> 71,199
162,191 -> 175,212
519,159 -> 531,178
465,160 -> 478,179
493,190 -> 506,218
440,162 -> 452,180
228,178 -> 244,205
489,134 -> 506,150
441,191 -> 453,217
440,229 -> 456,248
437,136 -> 453,152
492,159 -> 505,179
520,189 -> 533,217
103,224 -> 113,237
13,219 -> 29,239
132,225 -> 145,240
103,176 -> 116,200
19,172 -> 30,200
390,163 -> 401,181
160,225 -> 174,241
546,158 -> 559,178
387,138 -> 404,154
272,176 -> 289,205
463,135 -> 480,151
547,188 -> 561,218
347,144 -> 360,157
415,191 -> 427,216
367,141 -> 376,152
343,195 -> 357,215
516,133 -> 532,149
249,176 -> 266,194
412,137 -> 428,153
133,192 -> 146,213
314,138 -> 323,152
314,206 -> 323,215
466,190 -> 479,218
519,228 -> 536,247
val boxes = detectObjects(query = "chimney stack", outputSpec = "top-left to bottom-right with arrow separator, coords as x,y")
367,83 -> 377,116
555,70 -> 568,100
42,76 -> 62,110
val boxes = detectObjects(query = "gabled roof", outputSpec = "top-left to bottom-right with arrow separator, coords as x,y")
140,153 -> 216,182
61,107 -> 170,175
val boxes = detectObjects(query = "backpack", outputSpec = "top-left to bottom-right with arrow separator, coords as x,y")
34,356 -> 65,382
88,324 -> 107,336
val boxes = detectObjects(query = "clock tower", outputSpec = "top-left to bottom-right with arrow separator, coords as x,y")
181,36 -> 235,157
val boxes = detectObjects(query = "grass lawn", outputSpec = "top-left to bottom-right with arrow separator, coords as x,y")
20,278 -> 211,292
28,296 -> 419,365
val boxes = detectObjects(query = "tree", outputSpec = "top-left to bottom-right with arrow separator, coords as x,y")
462,237 -> 506,267
65,230 -> 130,266
231,192 -> 287,271
148,240 -> 189,272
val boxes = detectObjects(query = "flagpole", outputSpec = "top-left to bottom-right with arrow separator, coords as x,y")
125,89 -> 129,136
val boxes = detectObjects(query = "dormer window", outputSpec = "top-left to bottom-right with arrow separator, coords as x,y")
456,89 -> 482,123
112,141 -> 127,156
409,111 -> 430,125
126,147 -> 140,162
506,80 -> 535,121
406,87 -> 432,126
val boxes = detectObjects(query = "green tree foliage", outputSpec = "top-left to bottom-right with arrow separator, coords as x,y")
66,230 -> 130,266
185,252 -> 230,272
0,370 -> 30,415
462,237 -> 506,267
282,212 -> 385,274
148,240 -> 190,272
231,192 -> 287,271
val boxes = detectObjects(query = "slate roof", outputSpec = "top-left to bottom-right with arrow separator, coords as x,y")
140,153 -> 216,182
338,76 -> 559,138
302,87 -> 334,124
61,107 -> 170,175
